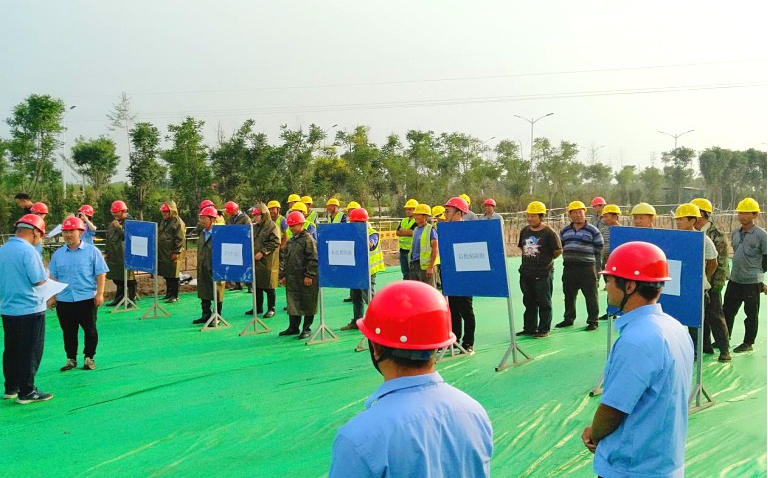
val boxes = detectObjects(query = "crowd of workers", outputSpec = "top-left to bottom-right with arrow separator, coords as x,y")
2,190 -> 766,477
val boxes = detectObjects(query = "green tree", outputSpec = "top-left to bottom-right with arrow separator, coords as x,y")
698,147 -> 733,208
404,130 -> 441,202
71,136 -> 120,201
661,147 -> 695,203
580,163 -> 613,199
495,140 -> 530,208
536,138 -> 579,207
4,94 -> 65,196
336,126 -> 381,205
128,122 -> 165,220
107,92 -> 137,158
638,166 -> 664,204
614,166 -> 636,205
162,117 -> 210,220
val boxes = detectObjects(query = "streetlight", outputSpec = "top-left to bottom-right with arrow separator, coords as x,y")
61,105 -> 77,199
658,129 -> 694,150
480,136 -> 496,161
514,113 -> 554,194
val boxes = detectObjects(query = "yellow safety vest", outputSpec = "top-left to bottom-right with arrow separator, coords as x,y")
398,217 -> 416,251
418,223 -> 439,270
306,210 -> 318,226
284,221 -> 310,239
331,212 -> 344,224
368,225 -> 386,274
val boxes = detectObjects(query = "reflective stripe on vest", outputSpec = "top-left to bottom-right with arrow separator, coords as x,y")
368,225 -> 386,274
398,217 -> 416,251
306,210 -> 318,225
331,212 -> 344,223
419,223 -> 439,270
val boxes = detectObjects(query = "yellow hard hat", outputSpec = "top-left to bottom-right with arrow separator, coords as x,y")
301,196 -> 313,204
326,198 -> 340,206
267,200 -> 281,209
567,200 -> 587,212
675,203 -> 701,219
346,201 -> 361,210
602,204 -> 622,215
291,202 -> 308,214
630,202 -> 657,216
431,205 -> 445,218
404,199 -> 419,209
736,197 -> 760,213
459,194 -> 471,206
414,203 -> 432,215
690,198 -> 712,213
287,194 -> 301,203
526,201 -> 547,215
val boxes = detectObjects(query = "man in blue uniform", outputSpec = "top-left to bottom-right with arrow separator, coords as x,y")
329,281 -> 493,477
582,241 -> 693,477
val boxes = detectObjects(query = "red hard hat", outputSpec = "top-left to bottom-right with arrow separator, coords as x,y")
160,203 -> 170,212
199,206 -> 218,218
357,281 -> 455,350
15,214 -> 46,234
62,216 -> 85,231
111,200 -> 128,213
601,241 -> 672,282
591,197 -> 606,207
250,206 -> 262,215
444,197 -> 469,214
200,199 -> 215,210
483,198 -> 496,207
79,204 -> 94,217
286,211 -> 305,226
348,208 -> 369,222
225,201 -> 239,215
30,202 -> 49,214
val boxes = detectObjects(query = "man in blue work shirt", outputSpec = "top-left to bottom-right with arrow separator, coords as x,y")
582,241 -> 693,478
329,281 -> 493,477
48,216 -> 109,371
409,203 -> 438,287
0,214 -> 54,404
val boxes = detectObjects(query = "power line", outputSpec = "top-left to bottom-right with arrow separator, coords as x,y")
66,80 -> 766,123
68,58 -> 765,98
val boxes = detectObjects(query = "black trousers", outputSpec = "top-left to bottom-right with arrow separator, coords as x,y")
164,277 -> 180,299
255,288 -> 276,313
449,296 -> 476,347
723,281 -> 761,345
289,315 -> 314,331
351,274 -> 377,320
2,312 -> 46,395
57,299 -> 99,359
200,299 -> 223,319
520,272 -> 554,333
409,261 -> 436,287
703,289 -> 730,352
562,264 -> 599,324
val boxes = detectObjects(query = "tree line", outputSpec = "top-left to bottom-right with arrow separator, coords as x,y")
1,93 -> 765,232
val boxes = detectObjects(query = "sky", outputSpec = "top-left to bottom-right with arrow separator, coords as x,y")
1,0 -> 765,183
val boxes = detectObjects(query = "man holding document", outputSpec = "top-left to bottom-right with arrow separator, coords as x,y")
0,214 -> 57,404
47,217 -> 109,372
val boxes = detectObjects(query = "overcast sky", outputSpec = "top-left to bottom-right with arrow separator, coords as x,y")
1,0 -> 765,183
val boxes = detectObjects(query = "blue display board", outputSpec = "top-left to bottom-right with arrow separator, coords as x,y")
212,225 -> 253,282
317,222 -> 370,289
437,220 -> 509,297
124,220 -> 156,274
608,227 -> 704,328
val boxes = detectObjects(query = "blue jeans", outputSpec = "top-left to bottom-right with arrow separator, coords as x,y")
2,312 -> 46,395
399,249 -> 411,280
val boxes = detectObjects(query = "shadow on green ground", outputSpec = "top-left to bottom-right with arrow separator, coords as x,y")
1,258 -> 765,477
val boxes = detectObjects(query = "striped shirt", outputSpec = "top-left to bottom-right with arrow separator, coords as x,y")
560,223 -> 603,266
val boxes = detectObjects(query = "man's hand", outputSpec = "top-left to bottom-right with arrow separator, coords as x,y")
171,253 -> 179,262
111,219 -> 120,228
254,252 -> 264,261
94,293 -> 104,307
581,426 -> 597,453
47,297 -> 56,310
761,283 -> 767,295
279,277 -> 286,286
426,265 -> 434,277
304,277 -> 313,287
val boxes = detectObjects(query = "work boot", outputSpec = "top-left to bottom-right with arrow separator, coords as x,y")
263,309 -> 275,318
279,316 -> 301,336
718,351 -> 732,363
555,320 -> 574,328
298,316 -> 314,339
585,323 -> 598,331
128,280 -> 138,302
193,300 -> 213,324
107,280 -> 124,306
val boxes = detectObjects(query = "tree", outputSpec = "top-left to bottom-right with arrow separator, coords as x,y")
614,165 -> 636,205
698,147 -> 733,207
71,136 -> 120,201
404,130 -> 441,202
535,138 -> 579,207
638,166 -> 664,205
128,122 -> 165,220
4,94 -> 65,196
162,117 -> 210,220
661,147 -> 695,203
337,126 -> 382,205
495,140 -> 530,208
107,92 -> 137,158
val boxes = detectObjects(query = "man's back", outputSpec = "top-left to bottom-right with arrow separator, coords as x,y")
329,372 -> 493,478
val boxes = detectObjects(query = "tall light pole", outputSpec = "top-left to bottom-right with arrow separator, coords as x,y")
514,113 -> 554,194
61,105 -> 77,199
658,129 -> 694,150
481,136 -> 496,161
